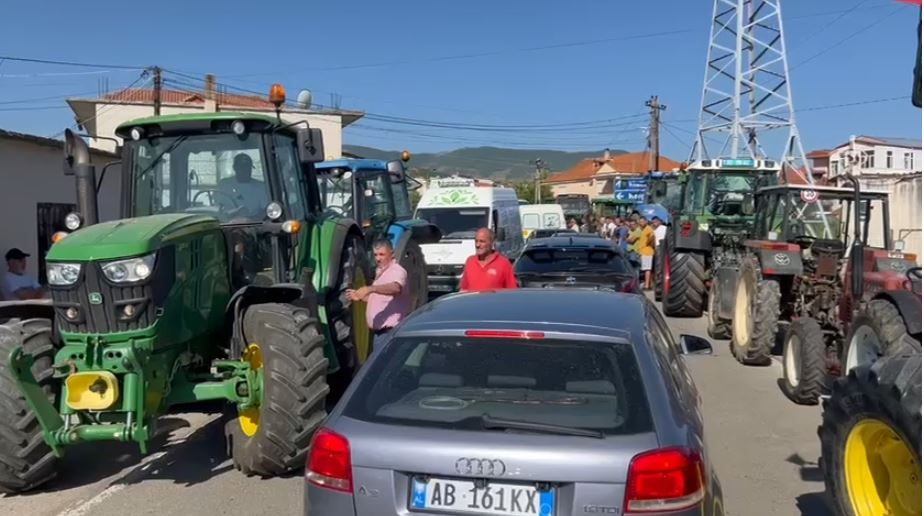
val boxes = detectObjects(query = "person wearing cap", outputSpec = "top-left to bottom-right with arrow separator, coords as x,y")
2,248 -> 46,301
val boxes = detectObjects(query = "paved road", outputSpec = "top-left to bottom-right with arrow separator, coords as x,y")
2,302 -> 832,516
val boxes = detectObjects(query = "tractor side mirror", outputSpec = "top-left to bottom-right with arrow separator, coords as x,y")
296,128 -> 325,164
679,334 -> 713,355
386,160 -> 406,184
894,240 -> 906,252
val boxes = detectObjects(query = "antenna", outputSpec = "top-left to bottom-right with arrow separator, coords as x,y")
296,89 -> 312,110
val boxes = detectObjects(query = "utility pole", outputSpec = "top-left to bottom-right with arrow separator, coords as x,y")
645,95 -> 666,173
152,66 -> 162,116
534,158 -> 546,204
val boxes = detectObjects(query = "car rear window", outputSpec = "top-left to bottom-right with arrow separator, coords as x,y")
516,249 -> 631,274
342,337 -> 653,435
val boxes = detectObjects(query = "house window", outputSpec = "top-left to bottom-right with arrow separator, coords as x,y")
861,150 -> 875,169
886,151 -> 893,168
830,160 -> 839,175
905,152 -> 915,170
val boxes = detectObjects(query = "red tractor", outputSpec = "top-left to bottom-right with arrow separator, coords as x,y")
728,181 -> 918,405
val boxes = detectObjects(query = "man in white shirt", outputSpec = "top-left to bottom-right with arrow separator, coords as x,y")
652,216 -> 668,248
1,248 -> 45,301
217,153 -> 269,219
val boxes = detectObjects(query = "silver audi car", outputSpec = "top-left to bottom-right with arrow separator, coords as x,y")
304,288 -> 724,516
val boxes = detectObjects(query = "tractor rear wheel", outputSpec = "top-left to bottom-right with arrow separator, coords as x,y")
781,317 -> 827,405
226,303 -> 328,477
730,261 -> 779,366
328,235 -> 372,399
0,318 -> 59,493
653,242 -> 665,302
707,278 -> 730,339
663,252 -> 706,317
843,299 -> 918,374
819,339 -> 921,516
400,240 -> 428,311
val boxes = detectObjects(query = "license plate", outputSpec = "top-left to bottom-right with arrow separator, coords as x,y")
429,284 -> 455,292
410,477 -> 555,516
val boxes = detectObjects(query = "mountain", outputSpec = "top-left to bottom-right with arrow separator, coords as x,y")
343,145 -> 626,182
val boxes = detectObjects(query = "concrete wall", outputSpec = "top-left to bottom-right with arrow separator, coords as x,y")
89,103 -> 345,159
0,137 -> 121,281
550,179 -> 601,198
858,175 -> 923,264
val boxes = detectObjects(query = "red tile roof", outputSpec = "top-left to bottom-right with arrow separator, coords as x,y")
545,152 -> 682,184
104,88 -> 276,109
807,149 -> 832,159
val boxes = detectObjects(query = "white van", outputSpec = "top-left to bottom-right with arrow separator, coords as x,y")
519,204 -> 567,239
414,176 -> 524,295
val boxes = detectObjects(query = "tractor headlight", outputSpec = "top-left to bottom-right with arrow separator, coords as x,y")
699,222 -> 710,231
101,253 -> 156,283
47,263 -> 82,286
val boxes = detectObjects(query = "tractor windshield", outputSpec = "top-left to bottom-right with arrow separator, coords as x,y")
318,170 -> 354,217
130,132 -> 307,223
685,171 -> 765,217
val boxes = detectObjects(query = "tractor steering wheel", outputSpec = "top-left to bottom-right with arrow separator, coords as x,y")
192,189 -> 242,210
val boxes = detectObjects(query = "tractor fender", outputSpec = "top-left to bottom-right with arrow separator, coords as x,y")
225,283 -> 305,357
744,241 -> 803,276
872,290 -> 922,337
0,299 -> 55,324
670,222 -> 712,253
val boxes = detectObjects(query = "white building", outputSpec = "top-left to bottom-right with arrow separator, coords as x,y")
66,85 -> 364,158
818,136 -> 922,260
0,129 -> 121,290
824,136 -> 921,179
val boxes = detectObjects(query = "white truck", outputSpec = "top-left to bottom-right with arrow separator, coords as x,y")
414,176 -> 524,295
519,203 -> 567,239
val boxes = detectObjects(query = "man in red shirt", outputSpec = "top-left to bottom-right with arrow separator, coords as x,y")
459,228 -> 518,292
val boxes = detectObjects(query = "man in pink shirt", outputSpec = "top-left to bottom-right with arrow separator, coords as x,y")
347,239 -> 410,349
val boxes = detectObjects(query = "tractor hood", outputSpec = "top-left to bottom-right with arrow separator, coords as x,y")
48,214 -> 219,262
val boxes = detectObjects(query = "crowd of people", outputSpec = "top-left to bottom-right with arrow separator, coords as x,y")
598,213 -> 667,290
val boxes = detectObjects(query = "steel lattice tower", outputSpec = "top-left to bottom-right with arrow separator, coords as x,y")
693,0 -> 814,185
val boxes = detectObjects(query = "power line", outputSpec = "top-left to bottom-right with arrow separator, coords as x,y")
790,5 -> 905,71
0,55 -> 145,70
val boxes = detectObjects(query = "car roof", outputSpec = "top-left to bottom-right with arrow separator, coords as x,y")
397,288 -> 648,339
524,234 -> 613,250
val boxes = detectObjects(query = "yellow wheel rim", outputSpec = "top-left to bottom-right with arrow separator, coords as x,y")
845,418 -> 921,516
352,268 -> 371,364
238,343 -> 263,437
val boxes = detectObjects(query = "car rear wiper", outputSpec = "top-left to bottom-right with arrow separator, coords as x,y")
480,414 -> 604,439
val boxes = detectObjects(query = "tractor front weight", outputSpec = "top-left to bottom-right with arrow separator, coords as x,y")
7,342 -> 263,456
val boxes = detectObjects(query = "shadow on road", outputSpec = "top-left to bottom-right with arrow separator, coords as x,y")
787,453 -> 833,516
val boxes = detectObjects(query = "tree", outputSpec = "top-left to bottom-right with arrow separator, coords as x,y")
513,178 -> 554,204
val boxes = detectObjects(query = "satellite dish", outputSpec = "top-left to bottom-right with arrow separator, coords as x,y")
296,89 -> 312,109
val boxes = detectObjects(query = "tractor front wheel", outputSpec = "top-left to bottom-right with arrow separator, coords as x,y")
226,303 -> 328,477
401,240 -> 428,311
781,317 -> 827,405
730,261 -> 779,366
843,299 -> 918,374
819,340 -> 921,516
0,318 -> 59,493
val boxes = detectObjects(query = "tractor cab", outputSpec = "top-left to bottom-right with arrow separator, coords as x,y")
110,112 -> 326,291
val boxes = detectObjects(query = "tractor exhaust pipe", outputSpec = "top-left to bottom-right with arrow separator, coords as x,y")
63,129 -> 99,226
842,171 -> 863,300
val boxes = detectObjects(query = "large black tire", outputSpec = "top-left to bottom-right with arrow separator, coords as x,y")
843,299 -> 918,374
0,318 -> 59,493
663,252 -> 706,317
653,242 -> 665,302
328,235 -> 371,398
819,340 -> 922,516
730,260 -> 779,366
400,240 -> 428,311
781,317 -> 827,405
707,278 -> 730,339
226,303 -> 328,477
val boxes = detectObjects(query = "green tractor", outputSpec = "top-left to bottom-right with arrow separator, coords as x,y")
0,104 -> 372,493
658,158 -> 777,334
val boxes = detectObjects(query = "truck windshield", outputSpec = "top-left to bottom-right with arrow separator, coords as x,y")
130,132 -> 307,223
416,207 -> 488,239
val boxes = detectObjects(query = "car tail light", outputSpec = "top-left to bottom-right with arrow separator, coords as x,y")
306,428 -> 353,493
464,330 -> 545,340
624,447 -> 705,513
621,277 -> 638,293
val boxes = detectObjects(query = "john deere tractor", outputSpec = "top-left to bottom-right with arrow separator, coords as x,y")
316,154 -> 441,310
659,158 -> 777,328
0,95 -> 371,493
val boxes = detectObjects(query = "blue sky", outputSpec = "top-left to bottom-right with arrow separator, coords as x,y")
0,0 -> 920,161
